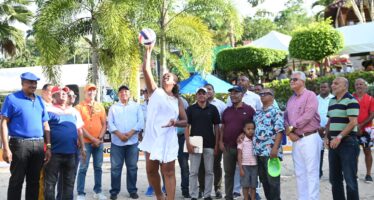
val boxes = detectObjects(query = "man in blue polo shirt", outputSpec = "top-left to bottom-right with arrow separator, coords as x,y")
0,72 -> 51,200
44,86 -> 86,200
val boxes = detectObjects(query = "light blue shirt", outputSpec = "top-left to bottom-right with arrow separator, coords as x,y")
108,101 -> 144,146
317,93 -> 334,127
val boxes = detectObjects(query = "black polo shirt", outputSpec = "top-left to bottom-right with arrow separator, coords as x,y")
187,102 -> 221,148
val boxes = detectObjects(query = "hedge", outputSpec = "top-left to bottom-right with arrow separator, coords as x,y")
265,71 -> 374,109
216,45 -> 288,72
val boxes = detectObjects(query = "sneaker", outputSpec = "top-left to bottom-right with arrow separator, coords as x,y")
145,186 -> 154,197
365,175 -> 373,183
215,190 -> 222,199
130,193 -> 139,199
109,195 -> 117,200
93,192 -> 107,200
77,195 -> 85,200
191,198 -> 198,200
233,192 -> 241,199
162,185 -> 166,194
204,197 -> 213,200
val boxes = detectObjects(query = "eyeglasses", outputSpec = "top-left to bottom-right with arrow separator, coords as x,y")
290,78 -> 299,82
68,94 -> 77,98
259,92 -> 273,97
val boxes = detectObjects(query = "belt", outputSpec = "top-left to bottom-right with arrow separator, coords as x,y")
10,136 -> 44,141
298,131 -> 317,139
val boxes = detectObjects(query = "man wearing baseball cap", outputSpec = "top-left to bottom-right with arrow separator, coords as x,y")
76,84 -> 107,200
185,87 -> 221,200
1,72 -> 51,200
44,86 -> 86,199
220,86 -> 256,200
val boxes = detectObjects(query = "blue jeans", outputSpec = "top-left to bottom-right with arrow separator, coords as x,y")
177,134 -> 189,195
77,143 -> 104,195
44,153 -> 76,200
329,137 -> 360,200
109,143 -> 139,196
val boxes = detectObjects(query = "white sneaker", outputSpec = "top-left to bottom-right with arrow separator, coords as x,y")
77,195 -> 85,200
93,192 -> 107,200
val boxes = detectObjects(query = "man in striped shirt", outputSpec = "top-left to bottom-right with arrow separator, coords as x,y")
326,77 -> 360,200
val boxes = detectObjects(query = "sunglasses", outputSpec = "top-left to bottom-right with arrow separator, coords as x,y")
259,92 -> 273,97
290,78 -> 300,82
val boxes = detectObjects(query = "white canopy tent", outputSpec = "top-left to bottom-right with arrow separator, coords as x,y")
0,64 -> 91,92
247,31 -> 291,51
337,22 -> 374,54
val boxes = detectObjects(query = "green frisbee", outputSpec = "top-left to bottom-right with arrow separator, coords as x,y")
268,157 -> 281,177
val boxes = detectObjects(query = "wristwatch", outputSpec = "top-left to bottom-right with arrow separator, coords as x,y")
336,134 -> 343,140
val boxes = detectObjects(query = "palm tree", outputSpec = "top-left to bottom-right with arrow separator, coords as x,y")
143,0 -> 215,84
0,0 -> 32,57
34,0 -> 140,97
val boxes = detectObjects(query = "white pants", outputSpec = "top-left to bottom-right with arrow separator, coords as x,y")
292,133 -> 322,200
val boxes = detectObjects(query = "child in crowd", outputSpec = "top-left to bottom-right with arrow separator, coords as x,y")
237,120 -> 258,200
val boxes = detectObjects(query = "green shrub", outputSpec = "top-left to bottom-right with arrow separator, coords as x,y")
289,20 -> 344,62
216,45 -> 288,72
265,71 -> 374,109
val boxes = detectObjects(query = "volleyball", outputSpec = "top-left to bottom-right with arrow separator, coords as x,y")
139,28 -> 156,46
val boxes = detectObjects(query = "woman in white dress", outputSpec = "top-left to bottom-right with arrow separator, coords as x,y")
138,45 -> 187,200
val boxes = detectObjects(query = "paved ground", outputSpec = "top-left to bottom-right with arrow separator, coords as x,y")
0,151 -> 374,200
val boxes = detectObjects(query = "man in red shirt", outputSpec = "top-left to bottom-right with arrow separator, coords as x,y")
353,78 -> 374,183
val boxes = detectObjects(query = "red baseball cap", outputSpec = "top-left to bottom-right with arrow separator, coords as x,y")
51,86 -> 70,94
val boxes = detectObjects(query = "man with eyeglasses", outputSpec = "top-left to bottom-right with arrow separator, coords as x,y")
44,86 -> 86,200
56,89 -> 81,200
253,88 -> 284,200
284,71 -> 321,200
220,86 -> 255,200
1,72 -> 51,200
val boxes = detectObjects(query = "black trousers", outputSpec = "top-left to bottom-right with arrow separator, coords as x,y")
8,138 -> 44,200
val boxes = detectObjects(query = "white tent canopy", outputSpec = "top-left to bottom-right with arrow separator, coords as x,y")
0,64 -> 91,92
247,31 -> 291,51
337,22 -> 374,54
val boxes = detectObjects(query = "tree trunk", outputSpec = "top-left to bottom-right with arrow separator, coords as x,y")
229,22 -> 235,47
159,0 -> 169,86
91,15 -> 101,101
369,0 -> 374,21
350,0 -> 364,23
335,6 -> 341,27
359,0 -> 366,22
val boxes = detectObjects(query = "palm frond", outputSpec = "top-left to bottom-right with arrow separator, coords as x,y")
167,14 -> 214,73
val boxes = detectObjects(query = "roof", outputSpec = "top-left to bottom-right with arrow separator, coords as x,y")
337,22 -> 374,54
247,31 -> 291,51
0,64 -> 91,92
179,73 -> 233,94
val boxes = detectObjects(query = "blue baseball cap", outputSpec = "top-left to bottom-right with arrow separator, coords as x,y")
228,86 -> 244,93
20,72 -> 40,81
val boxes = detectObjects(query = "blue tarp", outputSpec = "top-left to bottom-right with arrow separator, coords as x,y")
179,73 -> 233,94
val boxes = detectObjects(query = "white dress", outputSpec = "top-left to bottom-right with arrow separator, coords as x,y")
138,88 -> 179,163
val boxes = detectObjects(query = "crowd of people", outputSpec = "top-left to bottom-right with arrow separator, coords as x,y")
0,45 -> 373,200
